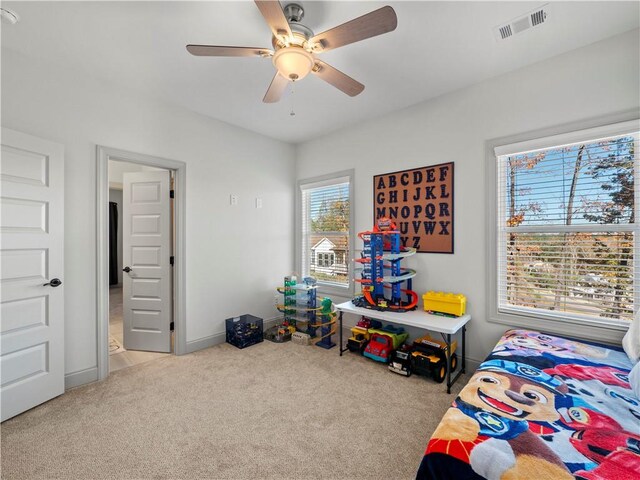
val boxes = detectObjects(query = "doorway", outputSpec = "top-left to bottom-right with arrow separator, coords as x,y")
108,160 -> 171,371
97,147 -> 187,381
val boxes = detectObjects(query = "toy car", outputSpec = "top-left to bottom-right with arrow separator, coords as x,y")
347,317 -> 382,353
389,344 -> 413,376
411,334 -> 458,383
368,327 -> 409,350
381,324 -> 405,335
347,326 -> 370,353
364,332 -> 394,362
358,317 -> 382,330
364,327 -> 409,363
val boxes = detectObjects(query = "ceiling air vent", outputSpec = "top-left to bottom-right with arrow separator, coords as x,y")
530,9 -> 546,27
498,24 -> 513,40
493,4 -> 549,41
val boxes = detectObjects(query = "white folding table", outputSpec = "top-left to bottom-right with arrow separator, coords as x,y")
335,301 -> 471,393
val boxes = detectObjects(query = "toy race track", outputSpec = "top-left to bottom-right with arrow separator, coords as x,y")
352,217 -> 418,312
275,304 -> 324,313
274,275 -> 336,349
288,305 -> 338,346
309,322 -> 337,346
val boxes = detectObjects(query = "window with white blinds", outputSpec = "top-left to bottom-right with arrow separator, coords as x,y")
299,173 -> 353,290
495,127 -> 639,328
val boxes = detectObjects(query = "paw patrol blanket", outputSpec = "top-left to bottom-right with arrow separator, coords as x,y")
417,329 -> 639,480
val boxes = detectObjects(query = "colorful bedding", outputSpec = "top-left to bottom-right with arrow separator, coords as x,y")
417,329 -> 640,480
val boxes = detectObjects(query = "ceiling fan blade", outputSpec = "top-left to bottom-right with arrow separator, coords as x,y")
311,61 -> 364,97
255,1 -> 292,41
310,6 -> 397,53
186,45 -> 272,57
263,73 -> 289,103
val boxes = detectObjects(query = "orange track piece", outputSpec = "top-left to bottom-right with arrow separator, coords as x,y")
362,286 -> 418,310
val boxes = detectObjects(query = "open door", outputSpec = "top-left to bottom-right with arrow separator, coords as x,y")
1,128 -> 65,422
122,170 -> 172,353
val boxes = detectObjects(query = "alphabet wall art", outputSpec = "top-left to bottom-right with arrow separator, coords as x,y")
373,162 -> 454,253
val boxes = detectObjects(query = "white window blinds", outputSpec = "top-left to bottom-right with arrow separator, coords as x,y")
301,176 -> 351,288
496,130 -> 639,327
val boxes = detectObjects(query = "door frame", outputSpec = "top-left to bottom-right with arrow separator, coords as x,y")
96,146 -> 187,381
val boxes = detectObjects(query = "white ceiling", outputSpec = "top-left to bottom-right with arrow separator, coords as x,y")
2,1 -> 638,143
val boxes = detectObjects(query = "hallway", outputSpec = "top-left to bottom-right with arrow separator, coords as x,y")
109,287 -> 170,372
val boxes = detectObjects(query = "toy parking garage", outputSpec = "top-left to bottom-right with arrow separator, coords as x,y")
353,217 -> 418,312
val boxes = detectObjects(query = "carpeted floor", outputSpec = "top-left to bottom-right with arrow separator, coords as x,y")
1,338 -> 468,479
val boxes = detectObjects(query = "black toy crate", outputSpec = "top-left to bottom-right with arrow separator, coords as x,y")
225,314 -> 263,349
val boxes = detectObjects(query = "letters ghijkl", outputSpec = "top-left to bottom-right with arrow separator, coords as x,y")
373,162 -> 454,253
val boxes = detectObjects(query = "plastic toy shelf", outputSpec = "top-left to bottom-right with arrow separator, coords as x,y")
335,301 -> 471,393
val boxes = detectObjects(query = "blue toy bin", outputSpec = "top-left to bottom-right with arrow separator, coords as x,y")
225,314 -> 263,349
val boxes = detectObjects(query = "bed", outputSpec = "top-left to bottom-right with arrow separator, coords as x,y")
416,329 -> 640,480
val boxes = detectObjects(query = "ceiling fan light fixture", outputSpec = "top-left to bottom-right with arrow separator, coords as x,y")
187,3 -> 398,102
273,46 -> 314,81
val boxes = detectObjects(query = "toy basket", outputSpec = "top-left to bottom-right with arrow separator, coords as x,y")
225,314 -> 263,349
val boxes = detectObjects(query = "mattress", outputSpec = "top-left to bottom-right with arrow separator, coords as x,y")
417,329 -> 639,480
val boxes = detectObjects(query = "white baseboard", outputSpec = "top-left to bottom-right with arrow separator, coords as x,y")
65,367 -> 98,390
465,358 -> 482,374
184,332 -> 226,354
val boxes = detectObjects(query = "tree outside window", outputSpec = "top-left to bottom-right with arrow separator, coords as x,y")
499,133 -> 637,323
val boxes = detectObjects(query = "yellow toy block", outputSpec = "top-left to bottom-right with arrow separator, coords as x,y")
422,291 -> 466,316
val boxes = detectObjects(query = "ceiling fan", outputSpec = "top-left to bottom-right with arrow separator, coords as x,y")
186,1 -> 397,103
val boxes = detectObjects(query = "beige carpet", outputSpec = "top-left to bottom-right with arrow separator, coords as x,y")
1,339 -> 468,479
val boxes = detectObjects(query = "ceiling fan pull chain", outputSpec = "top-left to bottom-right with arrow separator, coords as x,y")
289,82 -> 296,117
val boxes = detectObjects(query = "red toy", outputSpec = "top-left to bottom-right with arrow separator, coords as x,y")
574,449 -> 640,480
364,333 -> 394,363
545,364 -> 630,389
570,428 -> 640,479
559,407 -> 622,431
356,317 -> 381,330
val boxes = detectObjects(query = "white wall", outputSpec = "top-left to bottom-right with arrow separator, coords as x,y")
296,29 -> 640,365
1,48 -> 295,381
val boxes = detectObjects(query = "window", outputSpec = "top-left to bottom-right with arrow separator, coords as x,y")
298,170 -> 354,293
316,252 -> 335,267
492,121 -> 639,332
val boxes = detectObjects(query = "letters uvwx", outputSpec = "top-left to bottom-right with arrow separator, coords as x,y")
373,162 -> 454,253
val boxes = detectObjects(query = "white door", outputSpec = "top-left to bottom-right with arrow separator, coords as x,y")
0,128 -> 64,422
122,170 -> 172,352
